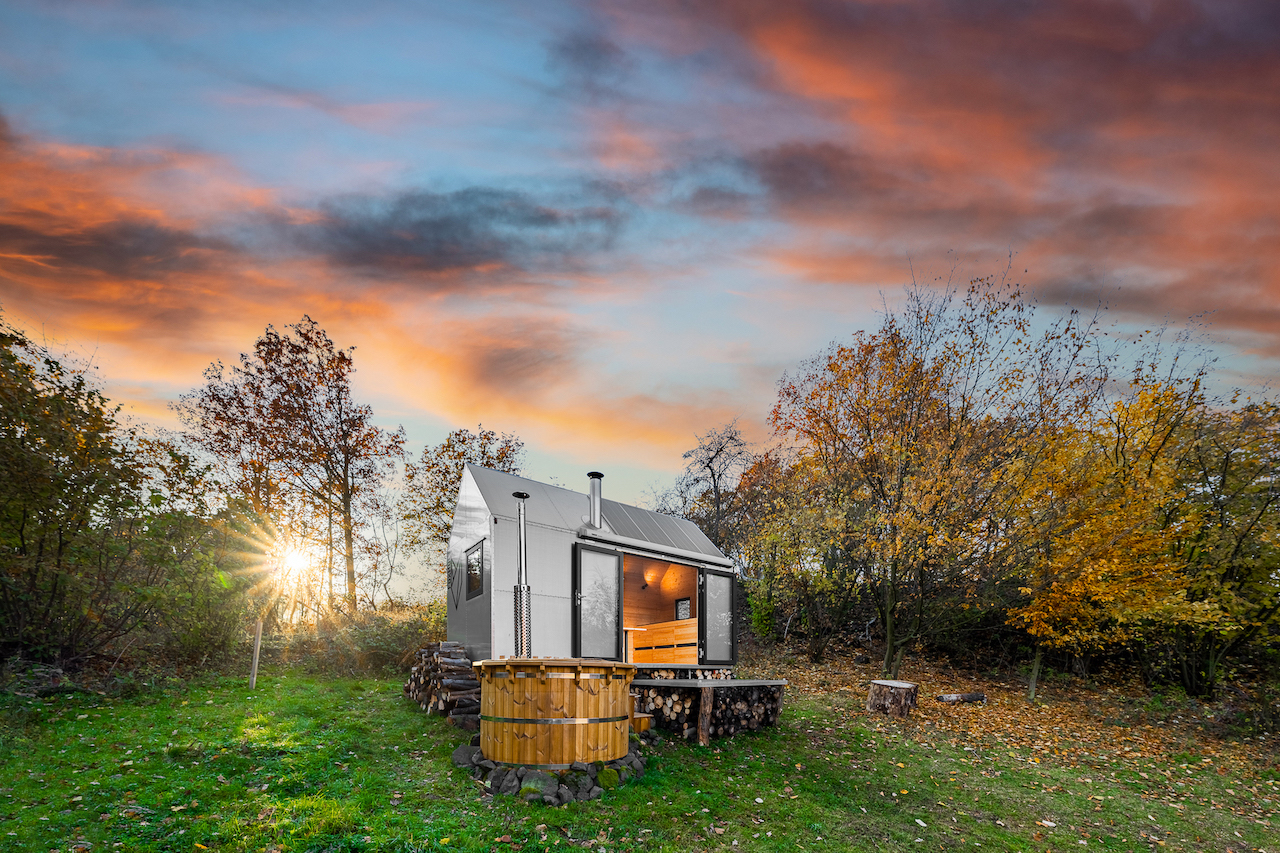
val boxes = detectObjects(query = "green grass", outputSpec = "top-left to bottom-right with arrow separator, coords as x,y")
0,672 -> 1274,852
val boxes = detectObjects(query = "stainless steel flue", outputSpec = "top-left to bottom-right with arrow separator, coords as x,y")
512,490 -> 532,658
587,471 -> 603,529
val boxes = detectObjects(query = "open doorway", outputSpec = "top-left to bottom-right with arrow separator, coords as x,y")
622,555 -> 699,664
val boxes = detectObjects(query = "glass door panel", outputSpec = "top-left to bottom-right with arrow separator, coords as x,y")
700,569 -> 735,665
575,545 -> 621,660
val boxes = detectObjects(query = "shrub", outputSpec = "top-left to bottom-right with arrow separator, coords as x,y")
262,602 -> 446,675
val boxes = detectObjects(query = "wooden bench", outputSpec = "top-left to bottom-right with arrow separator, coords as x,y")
629,618 -> 698,665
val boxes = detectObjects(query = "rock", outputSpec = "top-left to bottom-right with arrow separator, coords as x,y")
487,768 -> 507,791
617,767 -> 631,784
567,770 -> 592,794
515,766 -> 528,780
522,770 -> 558,798
597,767 -> 619,790
557,784 -> 573,805
470,734 -> 481,747
542,794 -> 558,806
570,761 -> 588,772
499,772 -> 521,796
587,762 -> 600,779
520,787 -> 543,803
451,744 -> 479,768
478,759 -> 495,771
586,785 -> 603,801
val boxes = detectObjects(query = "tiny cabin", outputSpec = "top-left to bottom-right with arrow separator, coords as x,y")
446,466 -> 737,666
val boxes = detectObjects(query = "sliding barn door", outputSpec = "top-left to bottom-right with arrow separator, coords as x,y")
573,544 -> 622,660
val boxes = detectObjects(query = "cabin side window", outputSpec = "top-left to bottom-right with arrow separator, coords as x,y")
465,540 -> 484,600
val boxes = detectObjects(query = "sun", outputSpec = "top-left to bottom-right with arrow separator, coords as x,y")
280,548 -> 309,576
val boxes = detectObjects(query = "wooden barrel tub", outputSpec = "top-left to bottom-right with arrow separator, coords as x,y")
474,658 -> 636,769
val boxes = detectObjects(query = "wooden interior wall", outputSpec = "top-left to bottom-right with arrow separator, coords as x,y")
630,618 -> 698,665
622,555 -> 697,628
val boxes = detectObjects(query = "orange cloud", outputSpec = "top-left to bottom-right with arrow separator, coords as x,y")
0,117 -> 750,468
616,0 -> 1280,355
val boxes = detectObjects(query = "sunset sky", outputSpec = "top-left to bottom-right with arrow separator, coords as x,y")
2,0 -> 1278,503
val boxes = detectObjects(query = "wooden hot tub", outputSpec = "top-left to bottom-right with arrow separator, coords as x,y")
474,658 -> 635,768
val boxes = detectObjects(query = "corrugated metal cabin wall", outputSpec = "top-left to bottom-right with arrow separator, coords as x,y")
488,517 -> 575,658
446,467 -> 492,662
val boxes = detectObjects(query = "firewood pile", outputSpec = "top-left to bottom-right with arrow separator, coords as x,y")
636,683 -> 784,741
403,641 -> 481,731
635,667 -> 733,680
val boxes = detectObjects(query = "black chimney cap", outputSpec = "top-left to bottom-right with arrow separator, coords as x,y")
512,491 -> 530,499
587,471 -> 604,479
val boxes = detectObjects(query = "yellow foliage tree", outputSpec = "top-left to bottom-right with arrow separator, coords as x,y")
771,278 -> 1107,676
1010,381 -> 1201,697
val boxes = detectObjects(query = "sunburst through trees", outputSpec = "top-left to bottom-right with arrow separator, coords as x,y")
176,317 -> 405,624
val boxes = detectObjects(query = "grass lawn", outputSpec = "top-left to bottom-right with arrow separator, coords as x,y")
0,665 -> 1275,853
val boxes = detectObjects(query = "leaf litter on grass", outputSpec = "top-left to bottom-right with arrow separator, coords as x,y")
740,639 -> 1279,846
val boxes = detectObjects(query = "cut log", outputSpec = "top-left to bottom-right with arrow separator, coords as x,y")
936,692 -> 985,704
440,678 -> 481,690
867,679 -> 918,719
698,685 -> 713,747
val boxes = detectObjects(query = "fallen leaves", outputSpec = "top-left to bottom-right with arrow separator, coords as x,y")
743,642 -> 1276,782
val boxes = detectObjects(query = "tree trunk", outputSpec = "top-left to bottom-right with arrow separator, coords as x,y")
1027,646 -> 1043,701
327,511 -> 335,613
343,487 -> 357,612
890,645 -> 906,679
880,569 -> 898,677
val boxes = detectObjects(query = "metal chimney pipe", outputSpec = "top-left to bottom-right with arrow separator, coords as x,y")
512,490 -> 532,658
587,472 -> 603,529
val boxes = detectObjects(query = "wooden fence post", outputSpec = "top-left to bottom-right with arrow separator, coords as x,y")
249,618 -> 263,690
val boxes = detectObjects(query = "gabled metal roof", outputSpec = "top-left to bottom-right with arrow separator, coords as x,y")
465,464 -> 728,564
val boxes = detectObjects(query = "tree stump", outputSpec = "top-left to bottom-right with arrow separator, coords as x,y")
867,680 -> 918,718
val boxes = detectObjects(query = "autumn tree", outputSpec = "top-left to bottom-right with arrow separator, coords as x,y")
737,453 -> 870,661
177,317 -> 404,613
1151,401 -> 1280,696
654,420 -> 753,560
399,425 -> 524,558
771,278 -> 1107,676
1009,379 -> 1201,697
0,317 -> 243,666
681,420 -> 751,551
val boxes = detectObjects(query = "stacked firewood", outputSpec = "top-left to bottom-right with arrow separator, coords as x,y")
634,667 -> 733,680
636,684 -> 784,740
403,641 -> 481,731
